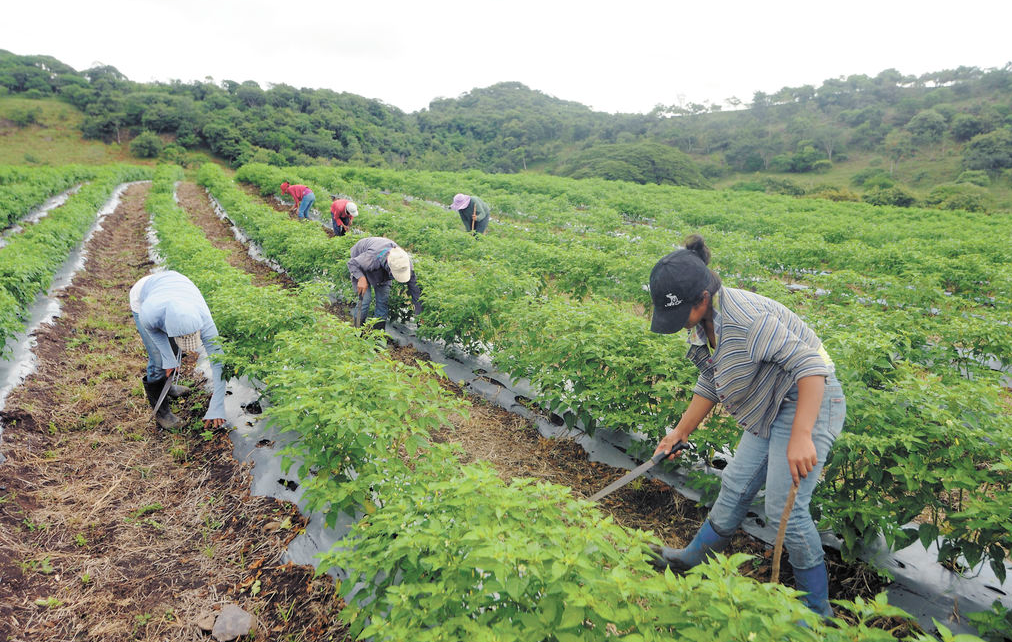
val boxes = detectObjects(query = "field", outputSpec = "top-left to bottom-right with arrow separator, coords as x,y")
0,161 -> 1009,640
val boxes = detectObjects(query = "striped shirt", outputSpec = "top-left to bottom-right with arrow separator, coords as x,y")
686,287 -> 833,439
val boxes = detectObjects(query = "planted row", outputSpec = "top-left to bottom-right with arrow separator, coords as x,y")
231,162 -> 1012,583
159,166 -> 961,641
0,164 -> 97,230
0,164 -> 150,353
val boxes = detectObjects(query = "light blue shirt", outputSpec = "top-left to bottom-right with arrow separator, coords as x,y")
137,271 -> 226,421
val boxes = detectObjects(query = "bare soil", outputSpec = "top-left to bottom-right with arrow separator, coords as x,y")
0,184 -> 347,641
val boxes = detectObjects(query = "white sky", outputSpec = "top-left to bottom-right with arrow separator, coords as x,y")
3,0 -> 1010,115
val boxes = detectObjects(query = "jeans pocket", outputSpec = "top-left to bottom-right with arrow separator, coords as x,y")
828,395 -> 846,437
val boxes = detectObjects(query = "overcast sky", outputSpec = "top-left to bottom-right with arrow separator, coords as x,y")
3,0 -> 1010,114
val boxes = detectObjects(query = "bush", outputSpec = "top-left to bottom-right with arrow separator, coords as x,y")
805,186 -> 860,202
812,159 -> 833,173
925,183 -> 990,212
850,167 -> 891,187
6,107 -> 41,127
863,186 -> 918,207
729,180 -> 765,192
130,131 -> 163,158
160,143 -> 187,165
956,170 -> 991,187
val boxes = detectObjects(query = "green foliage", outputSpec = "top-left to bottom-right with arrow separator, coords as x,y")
967,601 -> 1012,642
905,109 -> 947,144
0,164 -> 151,353
962,127 -> 1012,172
555,141 -> 709,187
924,183 -> 990,212
955,170 -> 990,187
129,130 -> 162,158
863,185 -> 918,207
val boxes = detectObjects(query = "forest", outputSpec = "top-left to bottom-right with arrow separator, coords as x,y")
1,51 -> 1011,210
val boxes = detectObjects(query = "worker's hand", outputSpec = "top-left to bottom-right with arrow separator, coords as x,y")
472,213 -> 477,221
787,433 -> 818,485
203,417 -> 225,430
356,276 -> 368,296
164,368 -> 175,378
654,428 -> 690,461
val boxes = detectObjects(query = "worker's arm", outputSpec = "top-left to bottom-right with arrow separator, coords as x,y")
653,394 -> 716,460
787,375 -> 825,485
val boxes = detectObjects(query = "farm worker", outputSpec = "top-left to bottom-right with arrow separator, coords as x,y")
280,181 -> 315,220
130,271 -> 227,431
347,236 -> 422,331
647,234 -> 845,618
330,195 -> 358,236
449,193 -> 490,234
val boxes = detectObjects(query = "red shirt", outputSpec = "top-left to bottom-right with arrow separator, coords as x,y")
331,199 -> 353,226
287,184 -> 312,206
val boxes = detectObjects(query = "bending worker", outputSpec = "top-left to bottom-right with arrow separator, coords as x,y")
647,234 -> 845,618
347,236 -> 422,331
280,181 -> 315,220
330,195 -> 358,236
130,270 -> 227,431
449,193 -> 490,234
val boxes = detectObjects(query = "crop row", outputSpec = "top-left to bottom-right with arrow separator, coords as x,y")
227,162 -> 1012,583
274,164 -> 1012,312
0,164 -> 151,353
150,163 -> 964,640
0,164 -> 98,230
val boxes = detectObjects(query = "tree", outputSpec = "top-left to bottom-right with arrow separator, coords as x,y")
950,113 -> 987,141
962,128 -> 1012,173
129,131 -> 163,158
905,109 -> 946,145
882,130 -> 915,176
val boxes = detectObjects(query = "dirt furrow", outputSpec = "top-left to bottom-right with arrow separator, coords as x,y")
0,183 -> 347,641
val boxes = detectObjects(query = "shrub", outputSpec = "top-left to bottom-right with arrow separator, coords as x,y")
812,159 -> 833,173
805,186 -> 860,202
130,131 -> 163,158
956,169 -> 991,187
863,186 -> 917,207
925,183 -> 990,212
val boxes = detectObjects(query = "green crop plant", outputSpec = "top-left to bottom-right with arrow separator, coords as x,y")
156,165 -> 992,640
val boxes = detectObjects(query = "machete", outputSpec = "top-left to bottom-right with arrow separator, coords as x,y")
590,441 -> 692,502
149,349 -> 181,421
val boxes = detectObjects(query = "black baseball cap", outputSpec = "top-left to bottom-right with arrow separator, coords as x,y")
649,249 -> 712,334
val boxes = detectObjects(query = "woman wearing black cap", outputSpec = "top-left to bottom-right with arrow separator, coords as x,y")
647,234 -> 845,618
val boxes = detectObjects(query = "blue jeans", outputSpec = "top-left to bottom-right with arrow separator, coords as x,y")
353,279 -> 391,323
706,376 -> 846,570
297,192 -> 315,219
134,312 -> 176,381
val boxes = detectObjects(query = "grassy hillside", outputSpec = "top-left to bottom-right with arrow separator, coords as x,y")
0,97 -> 135,165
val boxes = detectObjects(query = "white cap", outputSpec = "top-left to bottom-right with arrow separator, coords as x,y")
346,202 -> 358,217
387,247 -> 411,282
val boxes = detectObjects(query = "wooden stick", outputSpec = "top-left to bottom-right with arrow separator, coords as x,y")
771,482 -> 799,584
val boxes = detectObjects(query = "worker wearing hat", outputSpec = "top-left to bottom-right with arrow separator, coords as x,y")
330,195 -> 358,236
130,271 -> 227,430
347,237 -> 422,331
280,181 -> 315,220
449,193 -> 490,234
646,234 -> 844,618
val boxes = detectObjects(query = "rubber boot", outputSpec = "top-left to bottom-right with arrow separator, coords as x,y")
791,562 -> 834,618
649,520 -> 730,572
168,384 -> 190,398
142,376 -> 184,430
